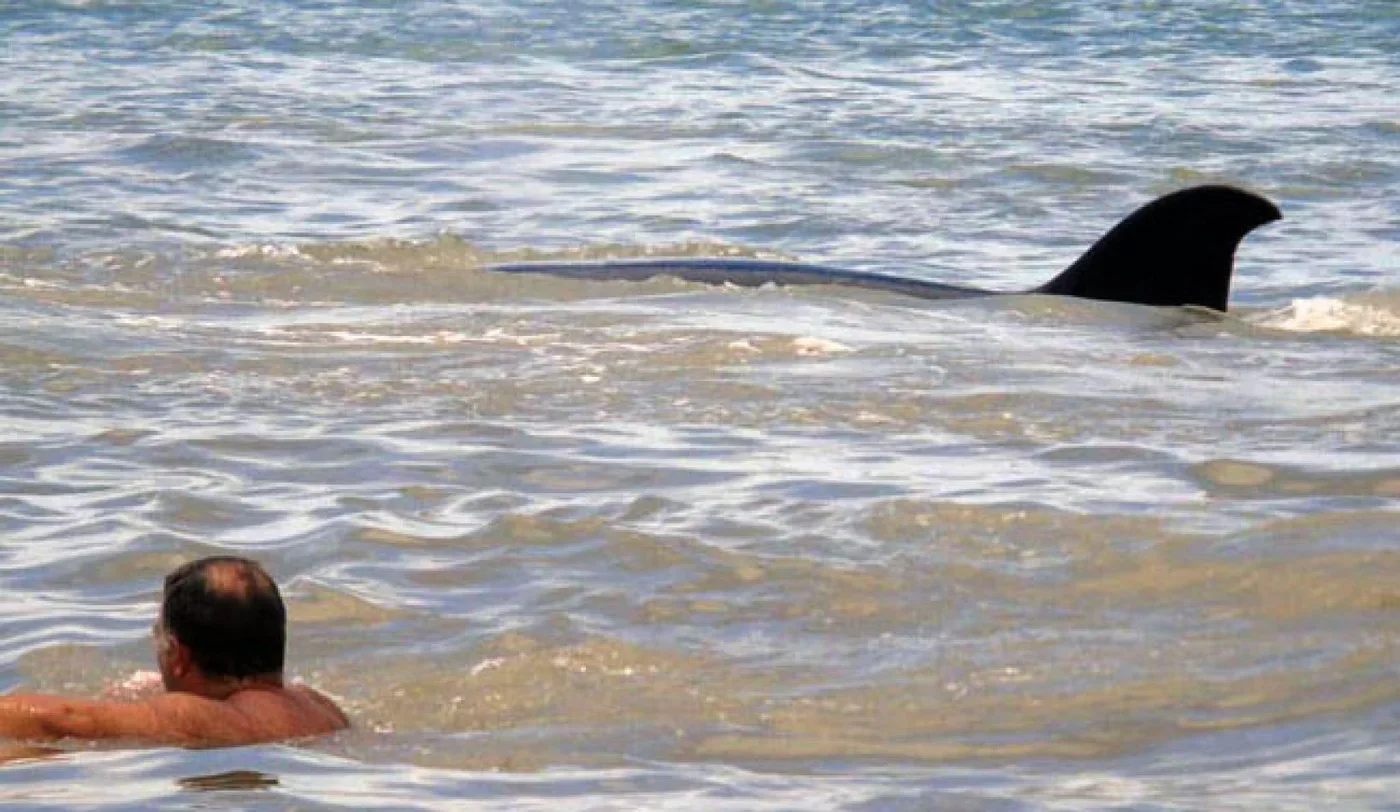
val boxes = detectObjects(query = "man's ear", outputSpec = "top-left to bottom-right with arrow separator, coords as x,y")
167,636 -> 194,678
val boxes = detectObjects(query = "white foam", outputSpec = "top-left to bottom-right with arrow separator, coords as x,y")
322,330 -> 475,345
113,314 -> 187,330
214,243 -> 303,260
469,657 -> 506,676
1253,297 -> 1400,337
792,336 -> 854,355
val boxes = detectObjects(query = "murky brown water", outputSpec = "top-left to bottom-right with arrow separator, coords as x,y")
4,237 -> 1398,808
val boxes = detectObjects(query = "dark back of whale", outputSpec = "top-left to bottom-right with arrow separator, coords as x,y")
486,257 -> 987,300
486,185 -> 1281,312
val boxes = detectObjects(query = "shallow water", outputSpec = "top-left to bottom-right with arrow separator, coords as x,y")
2,0 -> 1398,808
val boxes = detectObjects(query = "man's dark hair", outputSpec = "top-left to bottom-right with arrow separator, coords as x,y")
162,556 -> 286,678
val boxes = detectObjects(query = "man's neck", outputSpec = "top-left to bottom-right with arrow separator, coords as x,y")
174,672 -> 285,700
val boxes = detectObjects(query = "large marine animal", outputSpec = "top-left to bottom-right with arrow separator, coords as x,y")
486,185 -> 1281,312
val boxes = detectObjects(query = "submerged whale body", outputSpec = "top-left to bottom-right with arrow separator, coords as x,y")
486,185 -> 1281,313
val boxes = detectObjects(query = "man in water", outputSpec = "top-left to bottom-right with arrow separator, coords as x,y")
0,556 -> 348,747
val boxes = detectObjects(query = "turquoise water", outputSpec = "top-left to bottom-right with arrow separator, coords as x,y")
2,1 -> 1398,808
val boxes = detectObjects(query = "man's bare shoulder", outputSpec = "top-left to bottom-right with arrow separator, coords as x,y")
224,684 -> 349,738
160,685 -> 348,745
293,684 -> 351,728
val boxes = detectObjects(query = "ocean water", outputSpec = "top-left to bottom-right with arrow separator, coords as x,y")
1,0 -> 1398,808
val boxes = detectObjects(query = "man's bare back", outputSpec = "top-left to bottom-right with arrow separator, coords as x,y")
0,683 -> 347,747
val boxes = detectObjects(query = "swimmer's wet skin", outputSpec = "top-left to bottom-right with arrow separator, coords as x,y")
0,556 -> 347,748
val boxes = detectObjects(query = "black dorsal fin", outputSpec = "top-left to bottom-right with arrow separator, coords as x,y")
1035,185 -> 1281,312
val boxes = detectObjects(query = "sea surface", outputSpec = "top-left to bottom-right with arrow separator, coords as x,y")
2,0 -> 1398,808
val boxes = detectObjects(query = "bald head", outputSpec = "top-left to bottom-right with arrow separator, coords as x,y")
162,556 -> 286,679
194,557 -> 276,599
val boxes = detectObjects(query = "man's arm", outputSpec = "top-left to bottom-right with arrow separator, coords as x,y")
0,693 -> 259,745
0,694 -> 169,742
